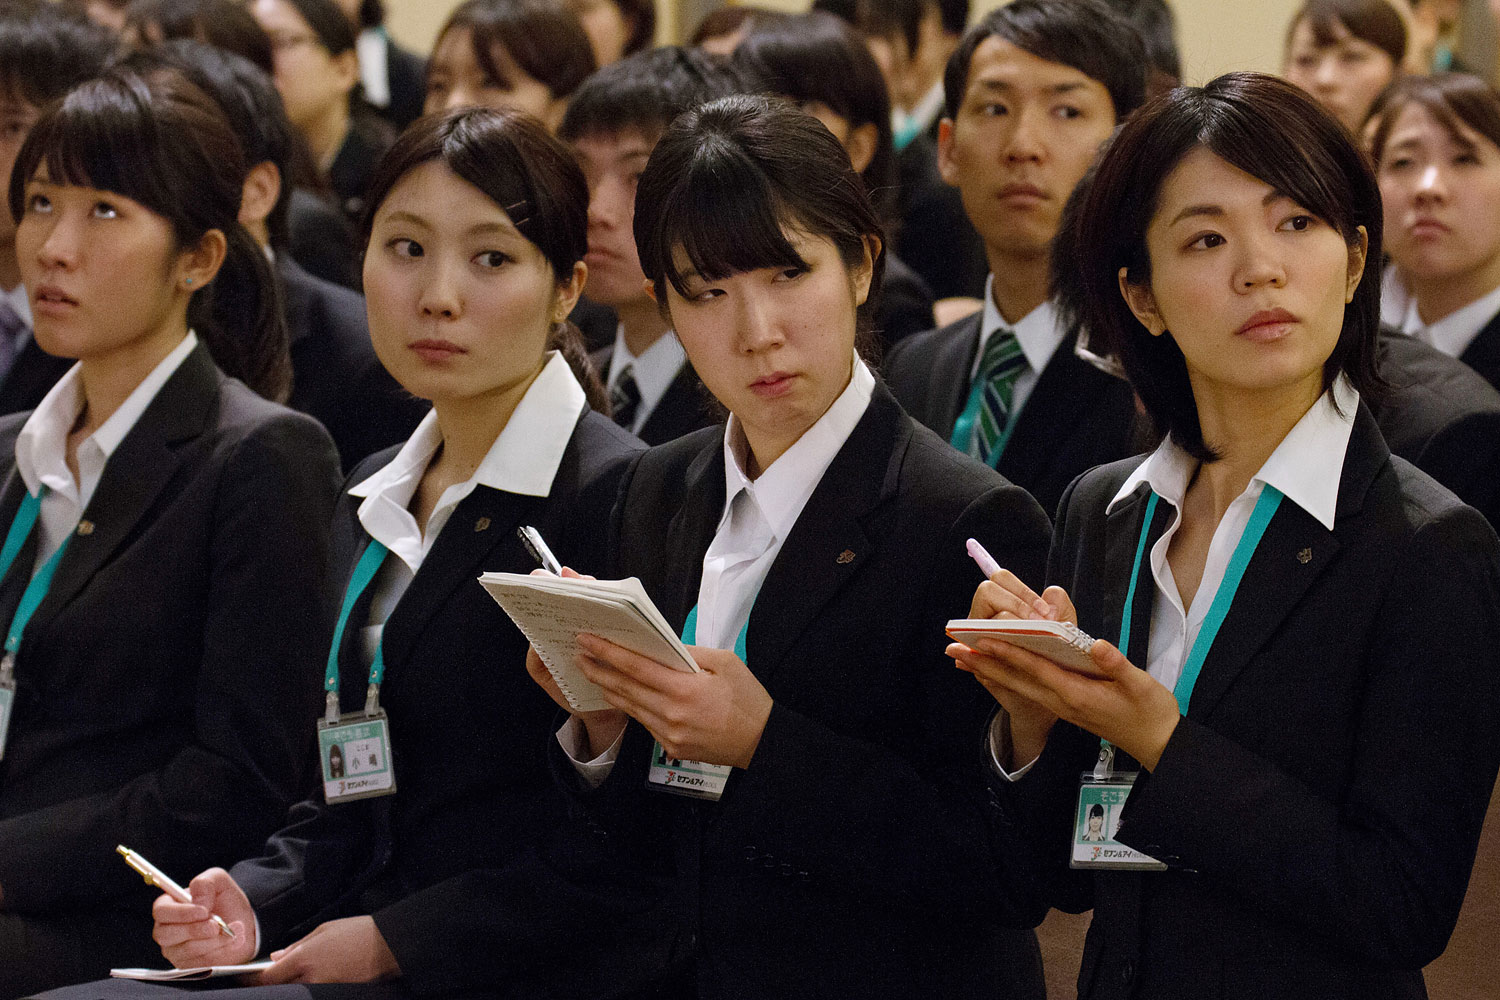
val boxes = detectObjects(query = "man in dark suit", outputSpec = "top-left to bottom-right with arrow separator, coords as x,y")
558,49 -> 750,446
884,3 -> 1147,519
139,41 -> 427,471
0,8 -> 112,416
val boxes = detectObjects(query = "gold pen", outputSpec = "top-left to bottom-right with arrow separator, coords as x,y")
116,845 -> 236,939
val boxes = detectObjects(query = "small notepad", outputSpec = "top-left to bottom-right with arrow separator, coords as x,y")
478,573 -> 699,712
111,960 -> 274,981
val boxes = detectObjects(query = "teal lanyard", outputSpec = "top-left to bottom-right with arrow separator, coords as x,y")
0,488 -> 70,664
949,376 -> 1016,470
323,539 -> 390,718
680,603 -> 749,662
1117,485 -> 1284,714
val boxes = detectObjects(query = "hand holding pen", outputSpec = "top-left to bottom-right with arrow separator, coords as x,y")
138,861 -> 260,968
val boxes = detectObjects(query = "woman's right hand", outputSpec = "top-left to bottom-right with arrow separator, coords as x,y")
950,570 -> 1076,766
522,567 -> 628,757
151,867 -> 257,968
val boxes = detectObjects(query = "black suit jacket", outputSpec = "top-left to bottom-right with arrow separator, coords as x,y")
591,344 -> 718,447
287,187 -> 362,292
278,256 -> 428,472
378,38 -> 426,132
893,132 -> 988,301
873,251 -> 936,353
0,335 -> 71,416
0,344 -> 341,965
544,385 -> 1054,999
1459,306 -> 1500,392
1375,328 -> 1500,526
1004,407 -> 1500,999
885,311 -> 1142,520
231,410 -> 643,967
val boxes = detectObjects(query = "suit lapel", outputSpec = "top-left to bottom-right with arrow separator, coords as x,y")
997,334 -> 1094,488
376,485 -> 538,674
658,436 -> 726,623
1099,478 -> 1161,660
640,363 -> 711,445
1184,407 -> 1387,719
1459,309 -> 1500,388
745,388 -> 904,685
934,314 -> 982,437
30,344 -> 218,635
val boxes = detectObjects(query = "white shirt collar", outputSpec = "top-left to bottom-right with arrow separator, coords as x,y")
1108,377 -> 1358,531
719,355 -> 875,542
971,276 -> 1068,380
15,330 -> 199,499
357,27 -> 391,110
348,352 -> 584,569
1399,279 -> 1500,359
607,324 -> 687,415
2,284 -> 32,328
894,80 -> 947,136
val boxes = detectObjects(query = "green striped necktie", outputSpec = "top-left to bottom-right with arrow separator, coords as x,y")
969,327 -> 1026,464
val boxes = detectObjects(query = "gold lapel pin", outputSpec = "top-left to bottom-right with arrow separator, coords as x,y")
1297,547 -> 1312,564
836,549 -> 855,565
474,516 -> 491,533
76,520 -> 95,536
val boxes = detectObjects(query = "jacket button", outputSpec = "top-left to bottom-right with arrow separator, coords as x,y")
1120,959 -> 1135,985
743,845 -> 758,860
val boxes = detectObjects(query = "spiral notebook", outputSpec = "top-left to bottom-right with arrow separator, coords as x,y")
478,572 -> 699,712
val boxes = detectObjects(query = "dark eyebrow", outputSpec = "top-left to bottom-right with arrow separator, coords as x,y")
972,79 -> 1092,97
1168,189 -> 1293,226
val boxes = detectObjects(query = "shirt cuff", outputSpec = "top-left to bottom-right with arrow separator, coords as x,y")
557,715 -> 624,788
988,711 -> 1039,781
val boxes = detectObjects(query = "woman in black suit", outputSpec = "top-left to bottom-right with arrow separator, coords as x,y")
953,73 -> 1500,999
0,67 -> 342,996
134,107 -> 642,993
528,94 -> 1055,1000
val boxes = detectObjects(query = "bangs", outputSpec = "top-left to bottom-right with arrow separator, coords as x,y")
1199,94 -> 1369,246
650,135 -> 808,298
11,76 -> 181,229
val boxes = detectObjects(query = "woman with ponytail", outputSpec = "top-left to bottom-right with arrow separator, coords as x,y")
99,106 -> 643,993
0,66 -> 343,996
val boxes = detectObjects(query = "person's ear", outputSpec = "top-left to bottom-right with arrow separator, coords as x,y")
937,117 -> 958,186
238,161 -> 282,234
845,122 -> 879,175
551,261 -> 587,324
1346,225 -> 1369,303
850,234 -> 880,308
179,228 -> 229,294
1118,266 -> 1165,337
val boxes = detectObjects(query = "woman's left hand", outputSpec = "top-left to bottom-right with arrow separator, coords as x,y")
952,635 -> 1182,771
574,635 -> 773,769
248,916 -> 399,984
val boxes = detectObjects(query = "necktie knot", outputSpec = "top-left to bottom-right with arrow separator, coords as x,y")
610,363 -> 641,429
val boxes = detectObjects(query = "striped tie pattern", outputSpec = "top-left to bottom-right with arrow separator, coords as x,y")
971,328 -> 1026,465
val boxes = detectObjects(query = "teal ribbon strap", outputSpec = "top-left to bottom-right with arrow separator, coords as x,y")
324,540 -> 391,699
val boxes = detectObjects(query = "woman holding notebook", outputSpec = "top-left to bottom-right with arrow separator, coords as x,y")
124,107 -> 641,992
951,73 -> 1500,998
509,94 -> 1056,999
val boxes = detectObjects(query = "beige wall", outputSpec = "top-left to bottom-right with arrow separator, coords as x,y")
386,0 -> 1302,80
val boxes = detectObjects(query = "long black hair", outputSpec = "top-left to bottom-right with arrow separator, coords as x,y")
11,67 -> 291,400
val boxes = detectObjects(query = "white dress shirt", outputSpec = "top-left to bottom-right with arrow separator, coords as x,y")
562,355 -> 877,782
968,277 -> 1068,421
991,378 -> 1358,778
892,80 -> 946,145
356,27 -> 391,111
605,325 -> 688,435
346,351 -> 584,665
1398,279 -> 1500,361
14,331 -> 198,573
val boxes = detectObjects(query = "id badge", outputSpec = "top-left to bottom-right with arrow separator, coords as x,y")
318,711 -> 396,803
1071,773 -> 1167,870
646,741 -> 731,801
0,675 -> 13,761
